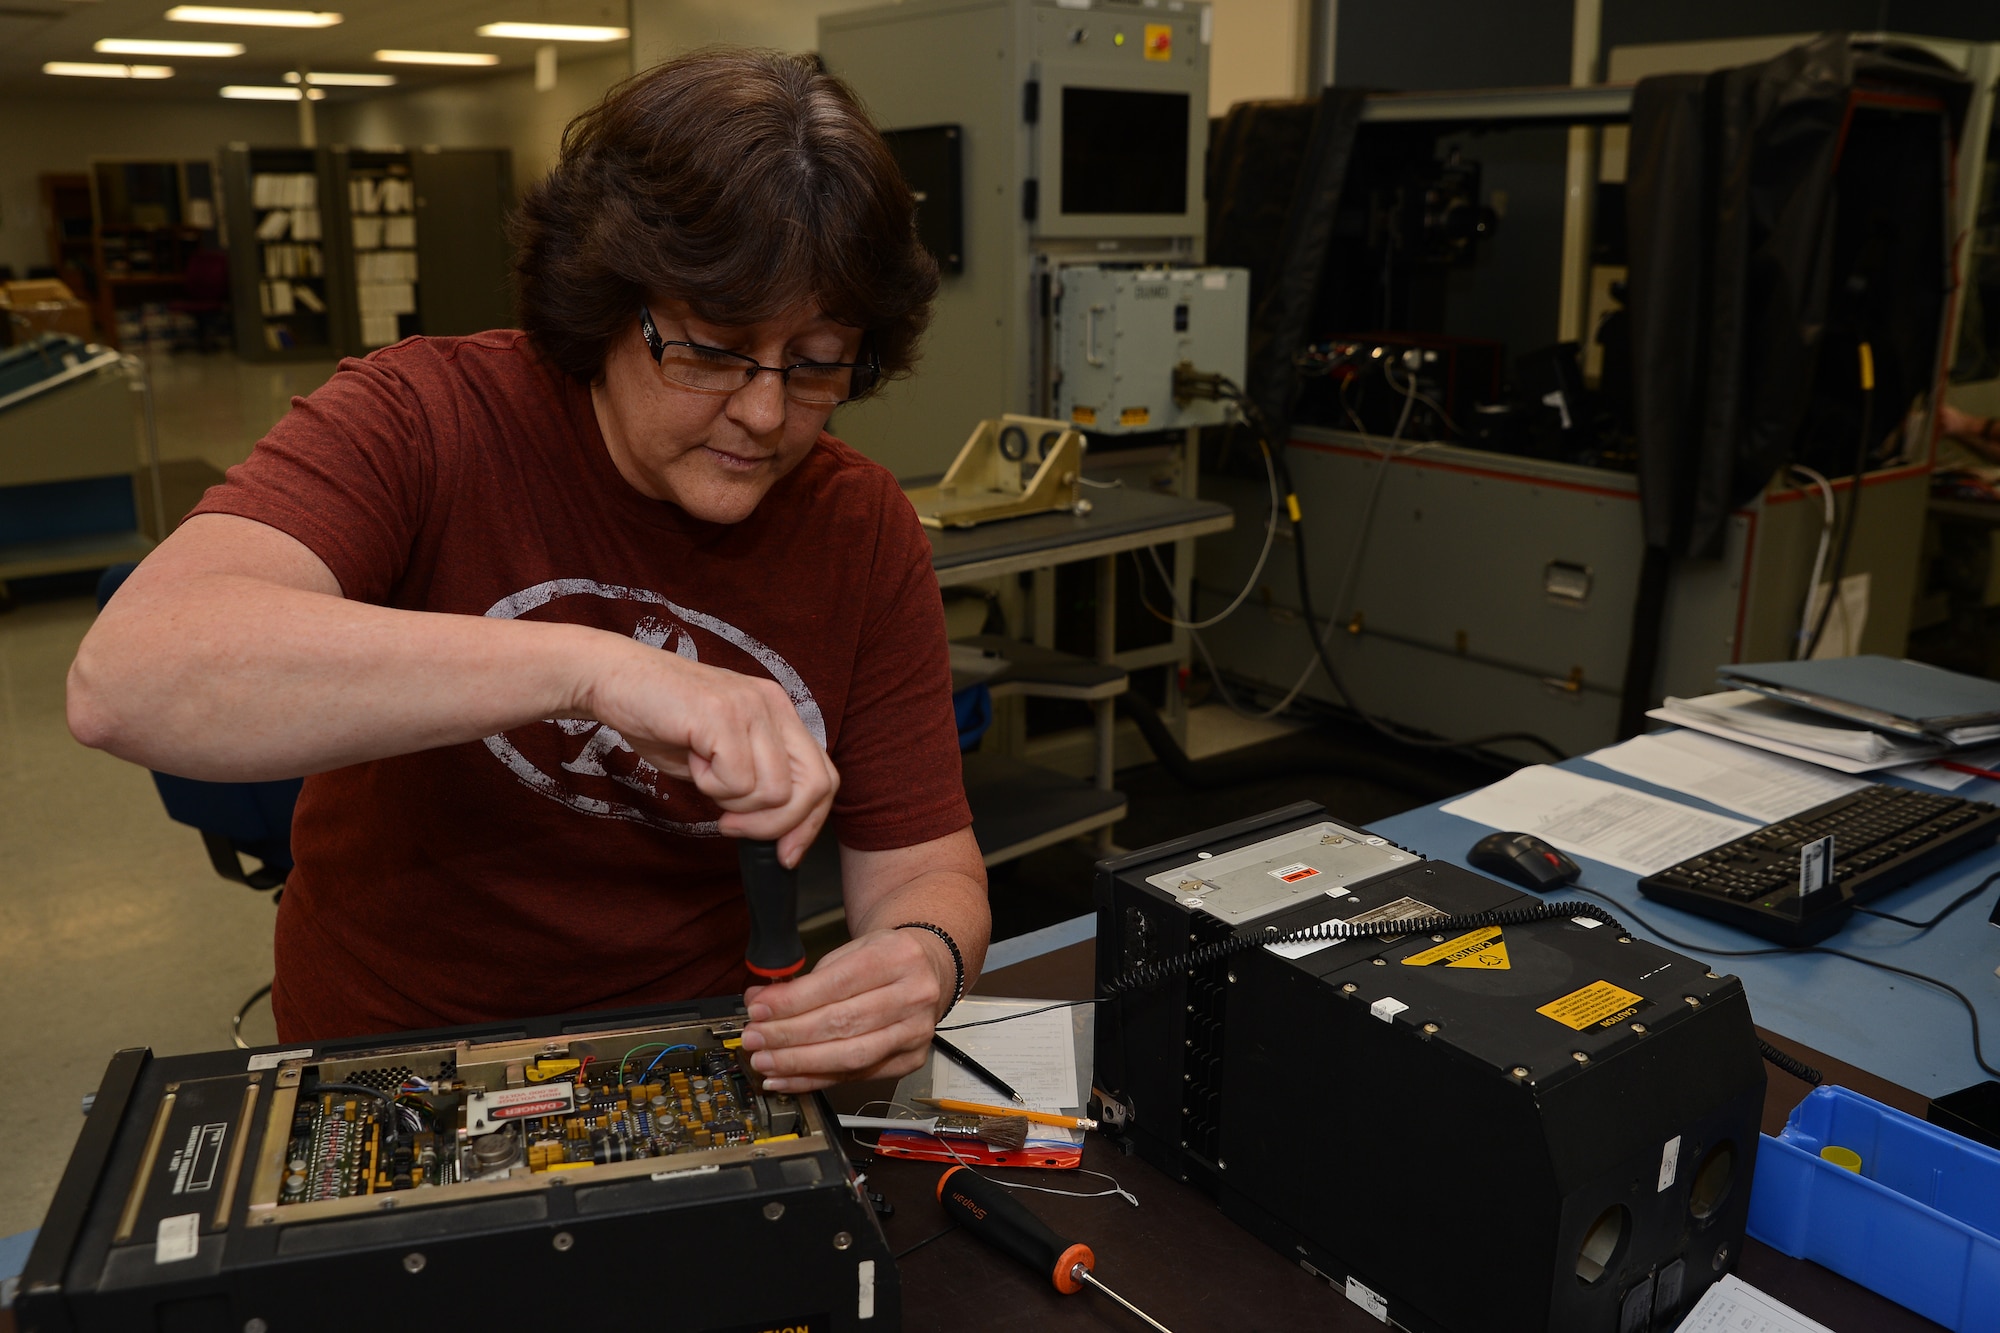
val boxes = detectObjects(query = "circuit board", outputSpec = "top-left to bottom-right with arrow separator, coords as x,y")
269,1025 -> 804,1208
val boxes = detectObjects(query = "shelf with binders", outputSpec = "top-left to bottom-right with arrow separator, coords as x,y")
340,152 -> 419,352
222,146 -> 343,362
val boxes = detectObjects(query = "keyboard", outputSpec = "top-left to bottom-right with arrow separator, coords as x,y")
1637,784 -> 2000,945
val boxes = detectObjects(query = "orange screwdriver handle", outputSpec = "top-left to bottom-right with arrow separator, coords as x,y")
937,1164 -> 1094,1294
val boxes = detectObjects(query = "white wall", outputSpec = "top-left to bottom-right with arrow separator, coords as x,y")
0,95 -> 295,280
323,51 -> 631,196
1209,0 -> 1308,115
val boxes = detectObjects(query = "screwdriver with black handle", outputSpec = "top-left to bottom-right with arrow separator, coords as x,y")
738,838 -> 806,980
936,1164 -> 1174,1332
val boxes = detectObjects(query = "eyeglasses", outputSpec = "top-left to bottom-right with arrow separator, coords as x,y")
639,306 -> 879,406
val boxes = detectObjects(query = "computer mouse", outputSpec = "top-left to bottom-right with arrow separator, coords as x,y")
1467,831 -> 1581,891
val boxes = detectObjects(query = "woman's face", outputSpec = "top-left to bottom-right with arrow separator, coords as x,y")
591,299 -> 865,524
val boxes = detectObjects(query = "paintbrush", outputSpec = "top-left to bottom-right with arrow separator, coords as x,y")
837,1113 -> 1029,1151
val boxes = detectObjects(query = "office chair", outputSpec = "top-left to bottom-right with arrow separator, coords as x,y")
96,563 -> 301,1046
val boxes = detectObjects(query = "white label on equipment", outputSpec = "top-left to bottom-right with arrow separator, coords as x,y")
1658,1135 -> 1682,1192
155,1213 -> 200,1264
246,1047 -> 311,1071
1266,937 -> 1343,960
1202,272 -> 1228,289
169,1123 -> 228,1194
650,1163 -> 721,1183
1573,917 -> 1603,929
1345,1275 -> 1389,1321
1268,862 -> 1321,883
1324,886 -> 1352,899
1799,836 -> 1834,896
858,1259 -> 877,1319
466,1082 -> 575,1134
1369,997 -> 1408,1024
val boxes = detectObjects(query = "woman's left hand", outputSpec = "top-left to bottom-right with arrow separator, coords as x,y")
738,926 -> 954,1092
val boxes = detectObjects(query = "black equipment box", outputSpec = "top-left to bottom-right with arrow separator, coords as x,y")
1093,803 -> 1765,1333
17,996 -> 894,1333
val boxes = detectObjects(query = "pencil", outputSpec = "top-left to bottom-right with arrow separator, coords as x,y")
916,1096 -> 1097,1131
929,1035 -> 1025,1105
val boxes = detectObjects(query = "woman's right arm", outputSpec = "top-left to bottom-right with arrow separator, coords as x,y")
67,513 -> 837,863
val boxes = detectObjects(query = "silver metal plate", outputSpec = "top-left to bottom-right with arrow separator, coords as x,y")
1145,822 -> 1419,926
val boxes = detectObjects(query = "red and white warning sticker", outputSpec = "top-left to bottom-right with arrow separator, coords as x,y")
1267,862 -> 1321,883
467,1082 -> 576,1134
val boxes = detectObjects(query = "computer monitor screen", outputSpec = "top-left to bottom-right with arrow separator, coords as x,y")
1060,86 -> 1189,216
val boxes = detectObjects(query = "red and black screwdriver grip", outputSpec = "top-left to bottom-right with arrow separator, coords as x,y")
738,838 -> 806,979
937,1164 -> 1094,1294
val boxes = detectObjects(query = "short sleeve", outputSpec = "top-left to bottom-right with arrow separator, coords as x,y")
188,350 -> 439,604
827,485 -> 973,852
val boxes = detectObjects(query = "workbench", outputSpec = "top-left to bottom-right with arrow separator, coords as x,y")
828,939 -> 1948,1332
928,485 -> 1235,863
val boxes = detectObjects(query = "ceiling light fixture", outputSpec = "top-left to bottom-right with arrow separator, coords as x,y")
166,6 -> 342,27
220,84 -> 325,99
284,70 -> 396,86
474,22 -> 627,41
44,61 -> 175,79
373,49 -> 499,66
95,38 -> 245,56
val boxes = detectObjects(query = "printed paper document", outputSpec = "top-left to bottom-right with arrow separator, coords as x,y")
1441,766 -> 1755,875
1589,730 -> 1866,822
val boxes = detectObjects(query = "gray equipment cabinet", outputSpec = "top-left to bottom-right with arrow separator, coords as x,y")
820,0 -> 1214,480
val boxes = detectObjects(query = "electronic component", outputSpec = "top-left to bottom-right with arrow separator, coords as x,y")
1094,801 -> 1765,1333
1051,265 -> 1248,435
1638,784 -> 2000,945
18,995 -> 894,1332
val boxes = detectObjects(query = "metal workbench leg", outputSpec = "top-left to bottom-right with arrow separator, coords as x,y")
1094,554 -> 1117,852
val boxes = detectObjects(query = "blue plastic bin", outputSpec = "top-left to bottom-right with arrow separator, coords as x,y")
1747,1085 -> 2000,1330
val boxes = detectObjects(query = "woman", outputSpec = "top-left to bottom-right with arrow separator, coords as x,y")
66,49 -> 988,1095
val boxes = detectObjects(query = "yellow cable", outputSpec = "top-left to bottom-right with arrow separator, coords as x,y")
1858,341 -> 1875,392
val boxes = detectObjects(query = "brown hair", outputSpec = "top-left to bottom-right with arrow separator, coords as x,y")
510,47 -> 936,390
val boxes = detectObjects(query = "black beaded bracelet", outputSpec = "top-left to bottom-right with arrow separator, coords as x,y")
896,921 -> 965,1015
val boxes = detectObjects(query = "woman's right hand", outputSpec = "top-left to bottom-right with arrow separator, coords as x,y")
578,639 -> 838,866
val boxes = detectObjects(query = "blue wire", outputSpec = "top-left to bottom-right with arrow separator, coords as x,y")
638,1045 -> 696,1083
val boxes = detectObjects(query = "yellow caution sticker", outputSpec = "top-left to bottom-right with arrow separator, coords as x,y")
1402,927 -> 1510,970
1072,406 -> 1098,426
1120,406 -> 1151,427
1537,980 -> 1644,1031
1144,23 -> 1173,60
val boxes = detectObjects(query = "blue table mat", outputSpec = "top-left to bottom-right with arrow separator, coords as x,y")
1372,747 -> 2000,1097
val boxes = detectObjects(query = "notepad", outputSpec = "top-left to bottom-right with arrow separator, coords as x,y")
930,997 -> 1080,1110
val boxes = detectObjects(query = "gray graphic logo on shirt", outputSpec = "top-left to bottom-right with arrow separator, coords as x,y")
480,578 -> 825,834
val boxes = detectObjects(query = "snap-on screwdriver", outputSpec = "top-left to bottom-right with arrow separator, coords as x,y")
936,1164 -> 1173,1332
737,838 -> 805,979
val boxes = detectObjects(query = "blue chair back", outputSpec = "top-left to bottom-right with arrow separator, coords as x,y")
96,563 -> 302,886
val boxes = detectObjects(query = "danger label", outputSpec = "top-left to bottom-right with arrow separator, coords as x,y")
1401,927 -> 1510,970
1537,980 -> 1645,1031
1268,862 -> 1321,883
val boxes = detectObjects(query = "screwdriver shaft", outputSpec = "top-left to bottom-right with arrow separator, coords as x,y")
1076,1267 -> 1175,1333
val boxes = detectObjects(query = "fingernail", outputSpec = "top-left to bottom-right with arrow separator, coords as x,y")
750,1052 -> 775,1073
748,1003 -> 772,1022
763,1078 -> 791,1093
738,1029 -> 765,1051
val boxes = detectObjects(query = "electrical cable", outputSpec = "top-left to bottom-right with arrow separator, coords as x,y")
1787,464 -> 1836,660
1130,429 -> 1281,631
1799,342 -> 1876,660
308,1082 -> 405,1146
1561,882 -> 2000,1080
638,1043 -> 697,1083
1852,871 -> 1999,931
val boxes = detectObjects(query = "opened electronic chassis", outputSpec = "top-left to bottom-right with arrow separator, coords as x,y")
1093,803 -> 1765,1333
16,995 -> 893,1332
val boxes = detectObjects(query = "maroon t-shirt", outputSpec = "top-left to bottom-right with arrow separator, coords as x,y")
189,331 -> 971,1041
